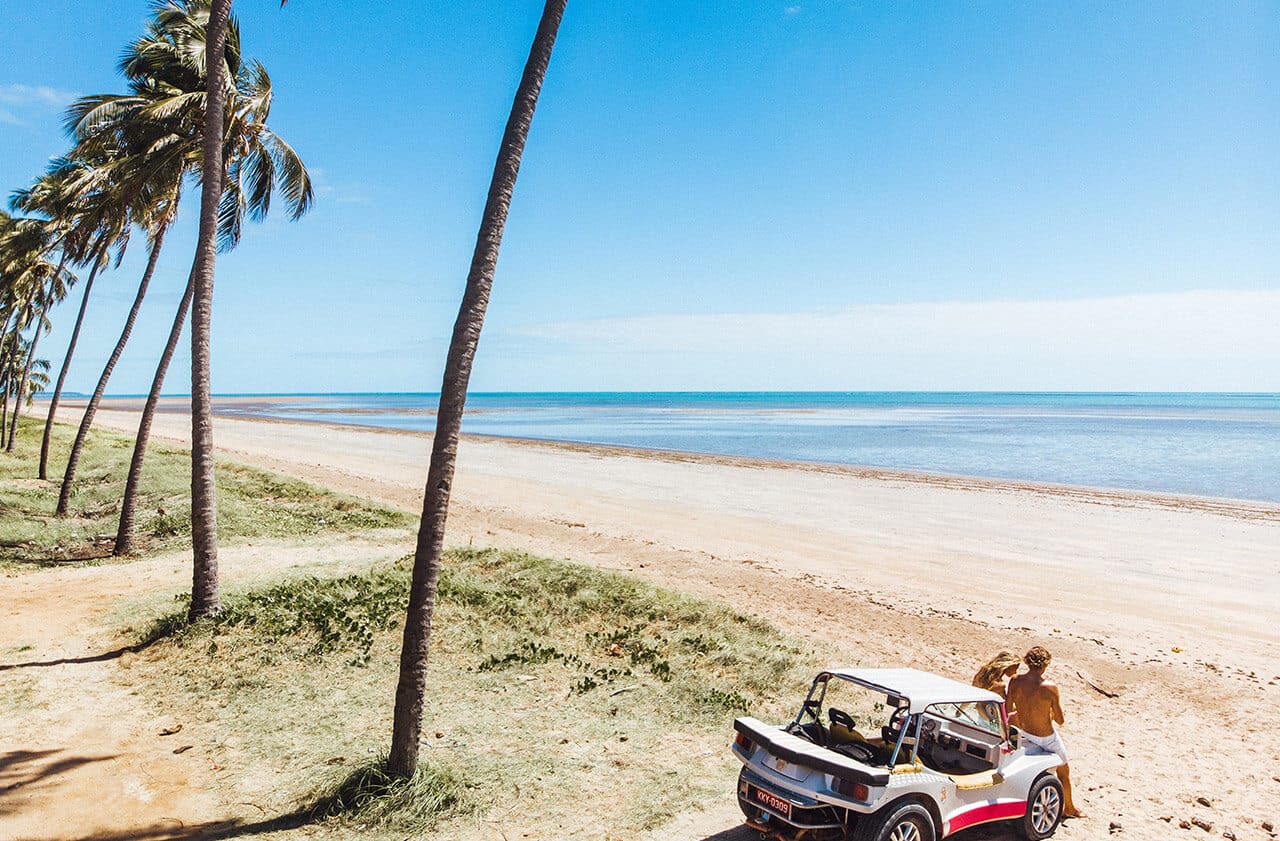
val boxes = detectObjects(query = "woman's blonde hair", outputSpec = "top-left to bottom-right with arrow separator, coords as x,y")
972,650 -> 1022,691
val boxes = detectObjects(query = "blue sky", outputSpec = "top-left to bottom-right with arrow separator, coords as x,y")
2,1 -> 1277,393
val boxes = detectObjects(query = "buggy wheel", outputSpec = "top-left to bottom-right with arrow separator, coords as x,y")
850,801 -> 935,841
1018,773 -> 1064,839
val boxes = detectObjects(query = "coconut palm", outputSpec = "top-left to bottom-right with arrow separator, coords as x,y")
114,30 -> 313,556
49,8 -> 223,512
185,0 -> 235,620
183,0 -> 294,619
54,0 -> 310,532
5,354 -> 51,412
0,215 -> 74,450
14,159 -> 121,480
51,169 -> 178,515
388,0 -> 568,778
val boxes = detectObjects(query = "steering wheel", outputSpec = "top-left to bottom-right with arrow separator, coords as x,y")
883,705 -> 910,744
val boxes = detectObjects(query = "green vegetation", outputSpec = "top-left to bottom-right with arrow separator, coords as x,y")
309,759 -> 470,833
0,418 -> 412,566
134,547 -> 815,839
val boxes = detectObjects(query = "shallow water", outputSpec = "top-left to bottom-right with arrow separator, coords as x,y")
212,392 -> 1280,503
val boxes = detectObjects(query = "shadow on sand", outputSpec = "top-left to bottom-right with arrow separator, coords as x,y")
0,749 -> 119,818
20,812 -> 1029,841
13,812 -> 314,841
0,641 -> 156,672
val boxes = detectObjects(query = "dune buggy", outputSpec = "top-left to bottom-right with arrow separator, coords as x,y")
731,667 -> 1065,841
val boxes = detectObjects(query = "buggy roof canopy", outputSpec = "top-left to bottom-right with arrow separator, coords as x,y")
824,668 -> 1002,714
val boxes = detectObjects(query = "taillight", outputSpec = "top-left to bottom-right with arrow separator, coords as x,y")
734,732 -> 754,752
833,778 -> 869,801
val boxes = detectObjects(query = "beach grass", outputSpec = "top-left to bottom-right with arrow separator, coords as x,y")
0,418 -> 414,567
131,547 -> 816,839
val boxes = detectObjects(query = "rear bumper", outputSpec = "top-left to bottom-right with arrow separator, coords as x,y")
738,766 -> 845,833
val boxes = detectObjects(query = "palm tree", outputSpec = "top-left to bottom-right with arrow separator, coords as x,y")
16,157 -> 126,480
179,0 -> 309,618
186,0 -> 235,620
0,215 -> 74,450
5,353 -> 51,416
388,0 -> 568,779
6,265 -> 70,451
54,0 -> 309,528
52,185 -> 176,515
50,3 -> 227,514
114,30 -> 312,556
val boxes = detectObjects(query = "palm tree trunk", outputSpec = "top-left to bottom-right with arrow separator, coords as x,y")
56,226 -> 169,516
115,270 -> 194,556
6,320 -> 44,451
40,263 -> 100,480
387,0 -> 566,779
0,373 -> 9,451
0,313 -> 19,451
187,0 -> 233,621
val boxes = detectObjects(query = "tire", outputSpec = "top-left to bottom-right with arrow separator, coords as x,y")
1018,773 -> 1064,840
850,801 -> 936,841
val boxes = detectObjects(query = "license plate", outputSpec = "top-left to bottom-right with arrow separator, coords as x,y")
751,785 -> 792,819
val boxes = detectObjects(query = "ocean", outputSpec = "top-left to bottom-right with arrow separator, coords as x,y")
215,392 -> 1280,504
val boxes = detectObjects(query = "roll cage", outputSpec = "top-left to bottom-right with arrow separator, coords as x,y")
790,670 -> 1011,771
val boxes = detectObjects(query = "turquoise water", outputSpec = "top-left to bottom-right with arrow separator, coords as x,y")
216,392 -> 1280,503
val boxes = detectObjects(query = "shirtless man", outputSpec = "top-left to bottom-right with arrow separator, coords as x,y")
1005,645 -> 1084,818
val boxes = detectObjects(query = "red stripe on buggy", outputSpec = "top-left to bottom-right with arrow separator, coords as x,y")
945,800 -> 1026,834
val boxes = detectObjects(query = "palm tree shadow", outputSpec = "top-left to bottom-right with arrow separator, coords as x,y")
0,749 -> 119,818
22,811 -> 317,841
0,640 -> 154,671
45,813 -> 1028,841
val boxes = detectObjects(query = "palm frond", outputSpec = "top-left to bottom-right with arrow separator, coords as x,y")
216,163 -> 245,252
267,133 -> 314,220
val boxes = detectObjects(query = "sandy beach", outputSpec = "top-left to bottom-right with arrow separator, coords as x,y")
8,399 -> 1280,840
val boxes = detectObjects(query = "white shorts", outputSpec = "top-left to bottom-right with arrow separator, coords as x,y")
1020,728 -> 1069,763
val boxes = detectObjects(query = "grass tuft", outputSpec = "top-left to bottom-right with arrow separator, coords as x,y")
0,417 -> 413,567
141,568 -> 410,664
308,759 -> 470,831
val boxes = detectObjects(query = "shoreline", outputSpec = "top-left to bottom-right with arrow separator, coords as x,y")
58,395 -> 1280,516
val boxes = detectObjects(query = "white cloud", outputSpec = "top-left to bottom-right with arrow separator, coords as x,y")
0,83 -> 75,108
0,83 -> 75,127
307,167 -> 371,205
506,289 -> 1280,391
784,6 -> 803,14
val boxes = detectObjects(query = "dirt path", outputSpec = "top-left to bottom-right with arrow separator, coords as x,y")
0,536 -> 412,841
7,405 -> 1280,840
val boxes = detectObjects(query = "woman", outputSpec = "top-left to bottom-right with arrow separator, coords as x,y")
972,650 -> 1022,697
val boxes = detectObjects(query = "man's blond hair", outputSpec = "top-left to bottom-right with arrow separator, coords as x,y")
1024,645 -> 1052,671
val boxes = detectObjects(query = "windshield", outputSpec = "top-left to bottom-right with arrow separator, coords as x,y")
927,700 -> 1006,738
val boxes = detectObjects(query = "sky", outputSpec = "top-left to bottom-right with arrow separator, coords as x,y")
1,1 -> 1277,394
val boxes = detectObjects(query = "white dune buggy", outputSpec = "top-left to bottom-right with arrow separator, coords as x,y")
731,668 -> 1065,841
